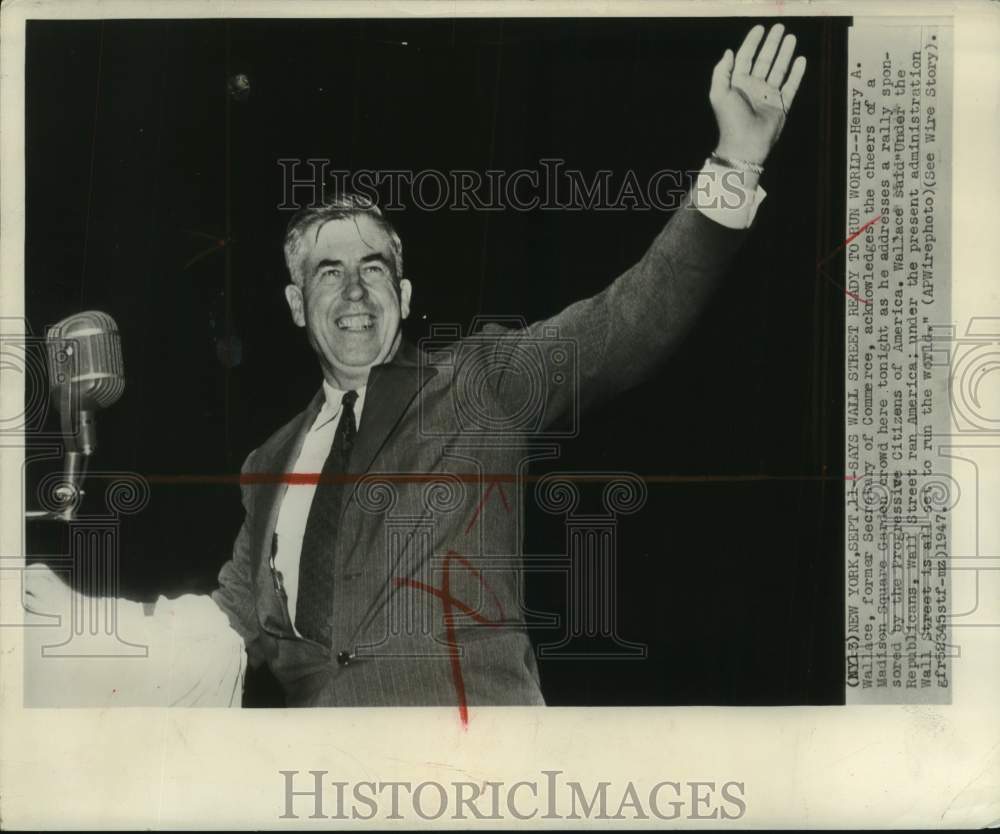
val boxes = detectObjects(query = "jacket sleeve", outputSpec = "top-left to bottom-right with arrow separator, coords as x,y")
211,450 -> 264,666
484,191 -> 751,429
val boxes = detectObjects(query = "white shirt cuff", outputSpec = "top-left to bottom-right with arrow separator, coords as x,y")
692,161 -> 766,229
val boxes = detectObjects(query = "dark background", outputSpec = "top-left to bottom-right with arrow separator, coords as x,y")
25,17 -> 849,706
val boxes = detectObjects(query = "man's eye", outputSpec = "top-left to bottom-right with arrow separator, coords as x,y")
362,263 -> 387,275
320,268 -> 342,280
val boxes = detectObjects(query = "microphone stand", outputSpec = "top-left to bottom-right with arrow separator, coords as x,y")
25,388 -> 95,522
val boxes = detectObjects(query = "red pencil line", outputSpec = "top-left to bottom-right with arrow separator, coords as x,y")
816,213 -> 882,268
815,213 -> 882,305
142,472 -> 859,485
392,551 -> 504,728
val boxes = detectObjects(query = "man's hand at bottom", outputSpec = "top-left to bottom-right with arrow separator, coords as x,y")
22,564 -> 246,707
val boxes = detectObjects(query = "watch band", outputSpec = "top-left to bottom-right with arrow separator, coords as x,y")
709,152 -> 765,176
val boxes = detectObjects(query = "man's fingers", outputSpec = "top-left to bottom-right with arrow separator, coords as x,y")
780,55 -> 808,109
24,563 -> 58,593
751,23 -> 785,79
710,48 -> 734,101
734,24 -> 766,76
767,33 -> 797,87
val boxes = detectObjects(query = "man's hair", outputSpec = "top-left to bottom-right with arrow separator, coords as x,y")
283,193 -> 403,287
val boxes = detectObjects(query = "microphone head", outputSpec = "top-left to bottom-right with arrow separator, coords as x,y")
46,310 -> 125,411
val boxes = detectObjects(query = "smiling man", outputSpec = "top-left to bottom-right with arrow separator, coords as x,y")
283,211 -> 412,390
205,23 -> 808,708
21,23 -> 807,710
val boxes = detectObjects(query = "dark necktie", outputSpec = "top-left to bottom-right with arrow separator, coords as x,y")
294,389 -> 358,647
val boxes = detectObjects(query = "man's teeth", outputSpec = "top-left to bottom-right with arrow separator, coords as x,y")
336,314 -> 375,331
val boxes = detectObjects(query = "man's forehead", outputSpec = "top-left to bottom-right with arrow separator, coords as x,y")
306,215 -> 393,261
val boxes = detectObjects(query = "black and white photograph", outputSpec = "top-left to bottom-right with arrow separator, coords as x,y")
20,14 -> 844,710
1,1 -> 997,829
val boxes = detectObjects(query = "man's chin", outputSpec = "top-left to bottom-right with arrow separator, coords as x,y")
329,343 -> 388,372
335,353 -> 379,368
321,329 -> 400,378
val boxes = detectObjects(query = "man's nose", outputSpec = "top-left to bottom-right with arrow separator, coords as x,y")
343,271 -> 367,301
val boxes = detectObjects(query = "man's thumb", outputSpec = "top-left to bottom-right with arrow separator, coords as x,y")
709,49 -> 734,104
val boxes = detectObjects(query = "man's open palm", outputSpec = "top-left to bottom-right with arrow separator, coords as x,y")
710,23 -> 807,165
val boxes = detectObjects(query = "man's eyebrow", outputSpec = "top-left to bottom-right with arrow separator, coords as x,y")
313,258 -> 344,272
359,253 -> 390,265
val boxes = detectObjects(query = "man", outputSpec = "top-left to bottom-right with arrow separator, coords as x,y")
23,23 -> 806,708
208,23 -> 806,708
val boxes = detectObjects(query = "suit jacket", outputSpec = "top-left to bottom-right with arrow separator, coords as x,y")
212,194 -> 748,707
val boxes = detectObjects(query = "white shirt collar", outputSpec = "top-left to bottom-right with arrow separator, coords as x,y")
312,380 -> 367,432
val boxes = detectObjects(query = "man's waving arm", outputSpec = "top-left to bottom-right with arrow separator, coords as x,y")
488,25 -> 807,425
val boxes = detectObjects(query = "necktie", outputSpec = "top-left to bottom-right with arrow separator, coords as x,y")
294,389 -> 358,647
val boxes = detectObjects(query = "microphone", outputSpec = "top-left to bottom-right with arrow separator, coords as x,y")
44,311 -> 125,517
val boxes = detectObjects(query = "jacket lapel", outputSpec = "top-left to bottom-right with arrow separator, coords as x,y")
339,339 -> 436,523
252,340 -> 435,636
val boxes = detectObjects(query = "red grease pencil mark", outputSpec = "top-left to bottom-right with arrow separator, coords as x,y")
816,214 -> 882,304
153,472 -> 854,487
495,483 -> 511,512
228,472 -> 521,487
463,480 -> 512,535
843,288 -> 871,305
392,552 -> 505,728
839,214 -> 882,249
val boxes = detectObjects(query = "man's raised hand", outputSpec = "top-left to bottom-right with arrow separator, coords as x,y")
709,23 -> 807,166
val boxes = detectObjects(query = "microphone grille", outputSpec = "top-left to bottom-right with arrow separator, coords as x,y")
46,310 -> 125,409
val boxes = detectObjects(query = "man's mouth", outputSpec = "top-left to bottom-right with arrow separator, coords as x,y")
335,314 -> 376,332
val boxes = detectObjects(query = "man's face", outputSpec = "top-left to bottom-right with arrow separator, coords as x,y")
285,215 -> 412,388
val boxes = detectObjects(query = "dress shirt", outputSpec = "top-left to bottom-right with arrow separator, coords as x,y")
694,160 -> 765,229
273,381 -> 368,633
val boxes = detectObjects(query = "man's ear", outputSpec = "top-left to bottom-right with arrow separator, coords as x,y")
284,283 -> 306,327
399,278 -> 413,320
